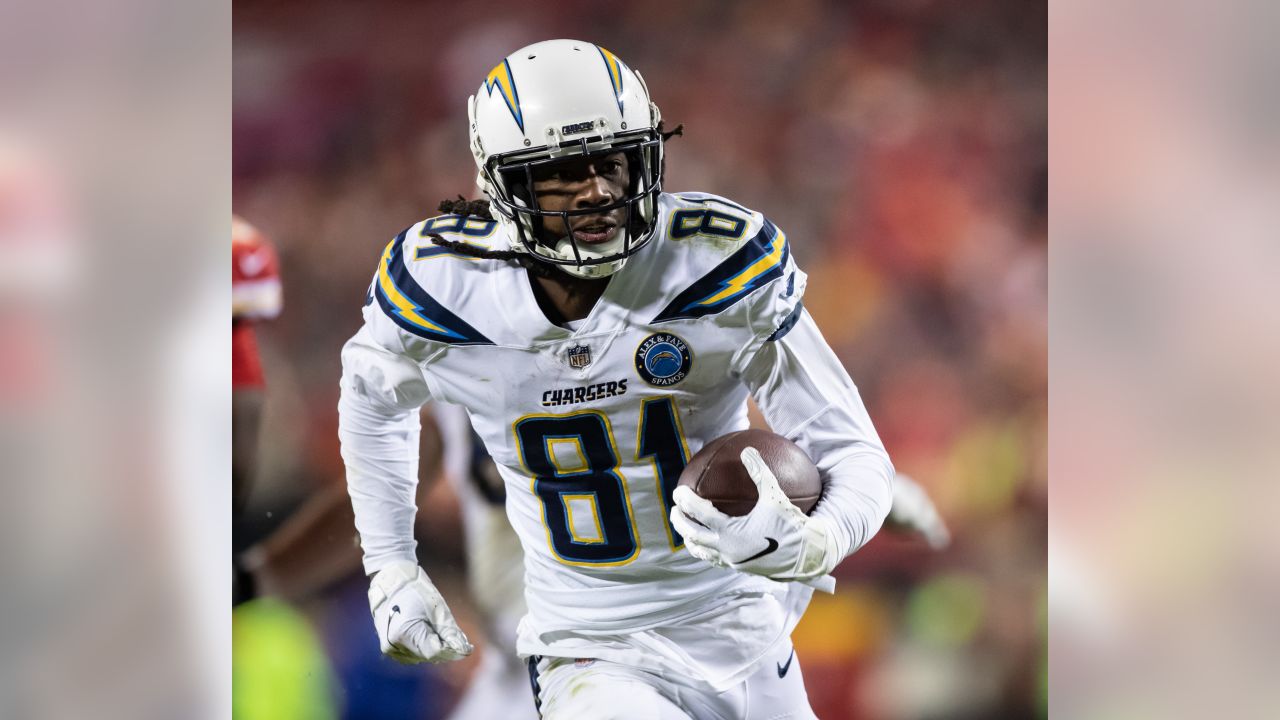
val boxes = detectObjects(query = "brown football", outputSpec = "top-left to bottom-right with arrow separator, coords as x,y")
678,429 -> 822,516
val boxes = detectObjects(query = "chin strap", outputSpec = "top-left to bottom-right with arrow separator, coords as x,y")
555,258 -> 626,279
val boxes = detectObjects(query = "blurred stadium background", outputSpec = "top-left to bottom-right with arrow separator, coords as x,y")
233,0 -> 1045,717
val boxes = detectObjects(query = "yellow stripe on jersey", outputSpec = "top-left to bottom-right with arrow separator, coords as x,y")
694,229 -> 787,307
376,240 -> 453,336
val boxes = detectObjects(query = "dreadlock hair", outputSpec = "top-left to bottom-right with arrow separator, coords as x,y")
436,196 -> 495,221
429,121 -> 685,277
658,121 -> 684,142
427,196 -> 562,278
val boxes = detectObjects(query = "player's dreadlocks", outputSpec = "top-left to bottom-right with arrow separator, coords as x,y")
426,123 -> 685,278
658,122 -> 684,143
424,198 -> 560,277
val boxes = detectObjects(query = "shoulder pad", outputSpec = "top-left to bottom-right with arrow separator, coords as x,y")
368,225 -> 495,346
652,194 -> 792,323
411,214 -> 503,261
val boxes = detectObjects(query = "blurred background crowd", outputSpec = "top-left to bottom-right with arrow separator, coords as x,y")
233,0 -> 1045,717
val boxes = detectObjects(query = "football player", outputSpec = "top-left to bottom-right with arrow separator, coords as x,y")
232,215 -> 282,515
339,40 -> 896,719
242,406 -> 945,718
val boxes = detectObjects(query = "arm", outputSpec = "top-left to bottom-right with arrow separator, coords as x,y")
339,325 -> 432,572
746,366 -> 947,550
338,324 -> 472,663
747,319 -> 947,551
740,309 -> 894,562
670,307 -> 895,588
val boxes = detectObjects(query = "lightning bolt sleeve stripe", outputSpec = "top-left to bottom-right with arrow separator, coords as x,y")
651,220 -> 790,323
372,228 -> 494,346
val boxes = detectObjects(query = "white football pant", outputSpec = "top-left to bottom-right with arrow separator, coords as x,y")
528,645 -> 817,720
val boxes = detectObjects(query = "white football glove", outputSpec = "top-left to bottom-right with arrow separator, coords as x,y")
670,447 -> 839,593
886,473 -> 951,550
368,561 -> 473,664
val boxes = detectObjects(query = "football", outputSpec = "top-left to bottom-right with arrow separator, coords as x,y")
678,429 -> 822,516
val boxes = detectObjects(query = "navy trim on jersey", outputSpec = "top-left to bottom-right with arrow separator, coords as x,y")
767,301 -> 804,342
468,427 -> 505,505
651,219 -> 790,323
527,655 -> 544,717
373,228 -> 495,345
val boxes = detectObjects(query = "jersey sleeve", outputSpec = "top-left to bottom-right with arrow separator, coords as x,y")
731,218 -> 893,564
721,213 -> 807,374
741,310 -> 894,563
339,254 -> 443,575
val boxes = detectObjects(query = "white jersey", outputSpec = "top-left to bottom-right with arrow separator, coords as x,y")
340,191 -> 894,691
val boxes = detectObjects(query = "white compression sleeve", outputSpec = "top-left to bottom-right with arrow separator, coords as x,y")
338,326 -> 433,574
740,310 -> 895,561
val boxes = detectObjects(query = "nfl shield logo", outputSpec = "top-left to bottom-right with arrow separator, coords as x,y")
567,345 -> 592,369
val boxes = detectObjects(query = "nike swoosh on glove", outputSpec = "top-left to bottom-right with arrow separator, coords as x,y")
670,447 -> 840,591
368,561 -> 474,664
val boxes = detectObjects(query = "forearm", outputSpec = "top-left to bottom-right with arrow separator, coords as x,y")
338,329 -> 433,575
340,384 -> 423,574
804,422 -> 894,560
743,311 -> 894,562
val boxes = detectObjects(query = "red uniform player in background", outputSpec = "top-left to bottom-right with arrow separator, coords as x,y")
232,215 -> 281,514
232,214 -> 367,607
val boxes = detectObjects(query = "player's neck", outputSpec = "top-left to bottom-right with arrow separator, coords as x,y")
528,269 -> 610,325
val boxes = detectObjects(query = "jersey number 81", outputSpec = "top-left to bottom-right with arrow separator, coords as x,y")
514,398 -> 689,566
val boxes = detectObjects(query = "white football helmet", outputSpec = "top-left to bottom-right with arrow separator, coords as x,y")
469,39 -> 664,279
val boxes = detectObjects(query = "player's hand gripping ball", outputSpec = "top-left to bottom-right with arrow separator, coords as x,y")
671,430 -> 839,589
677,429 -> 821,515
